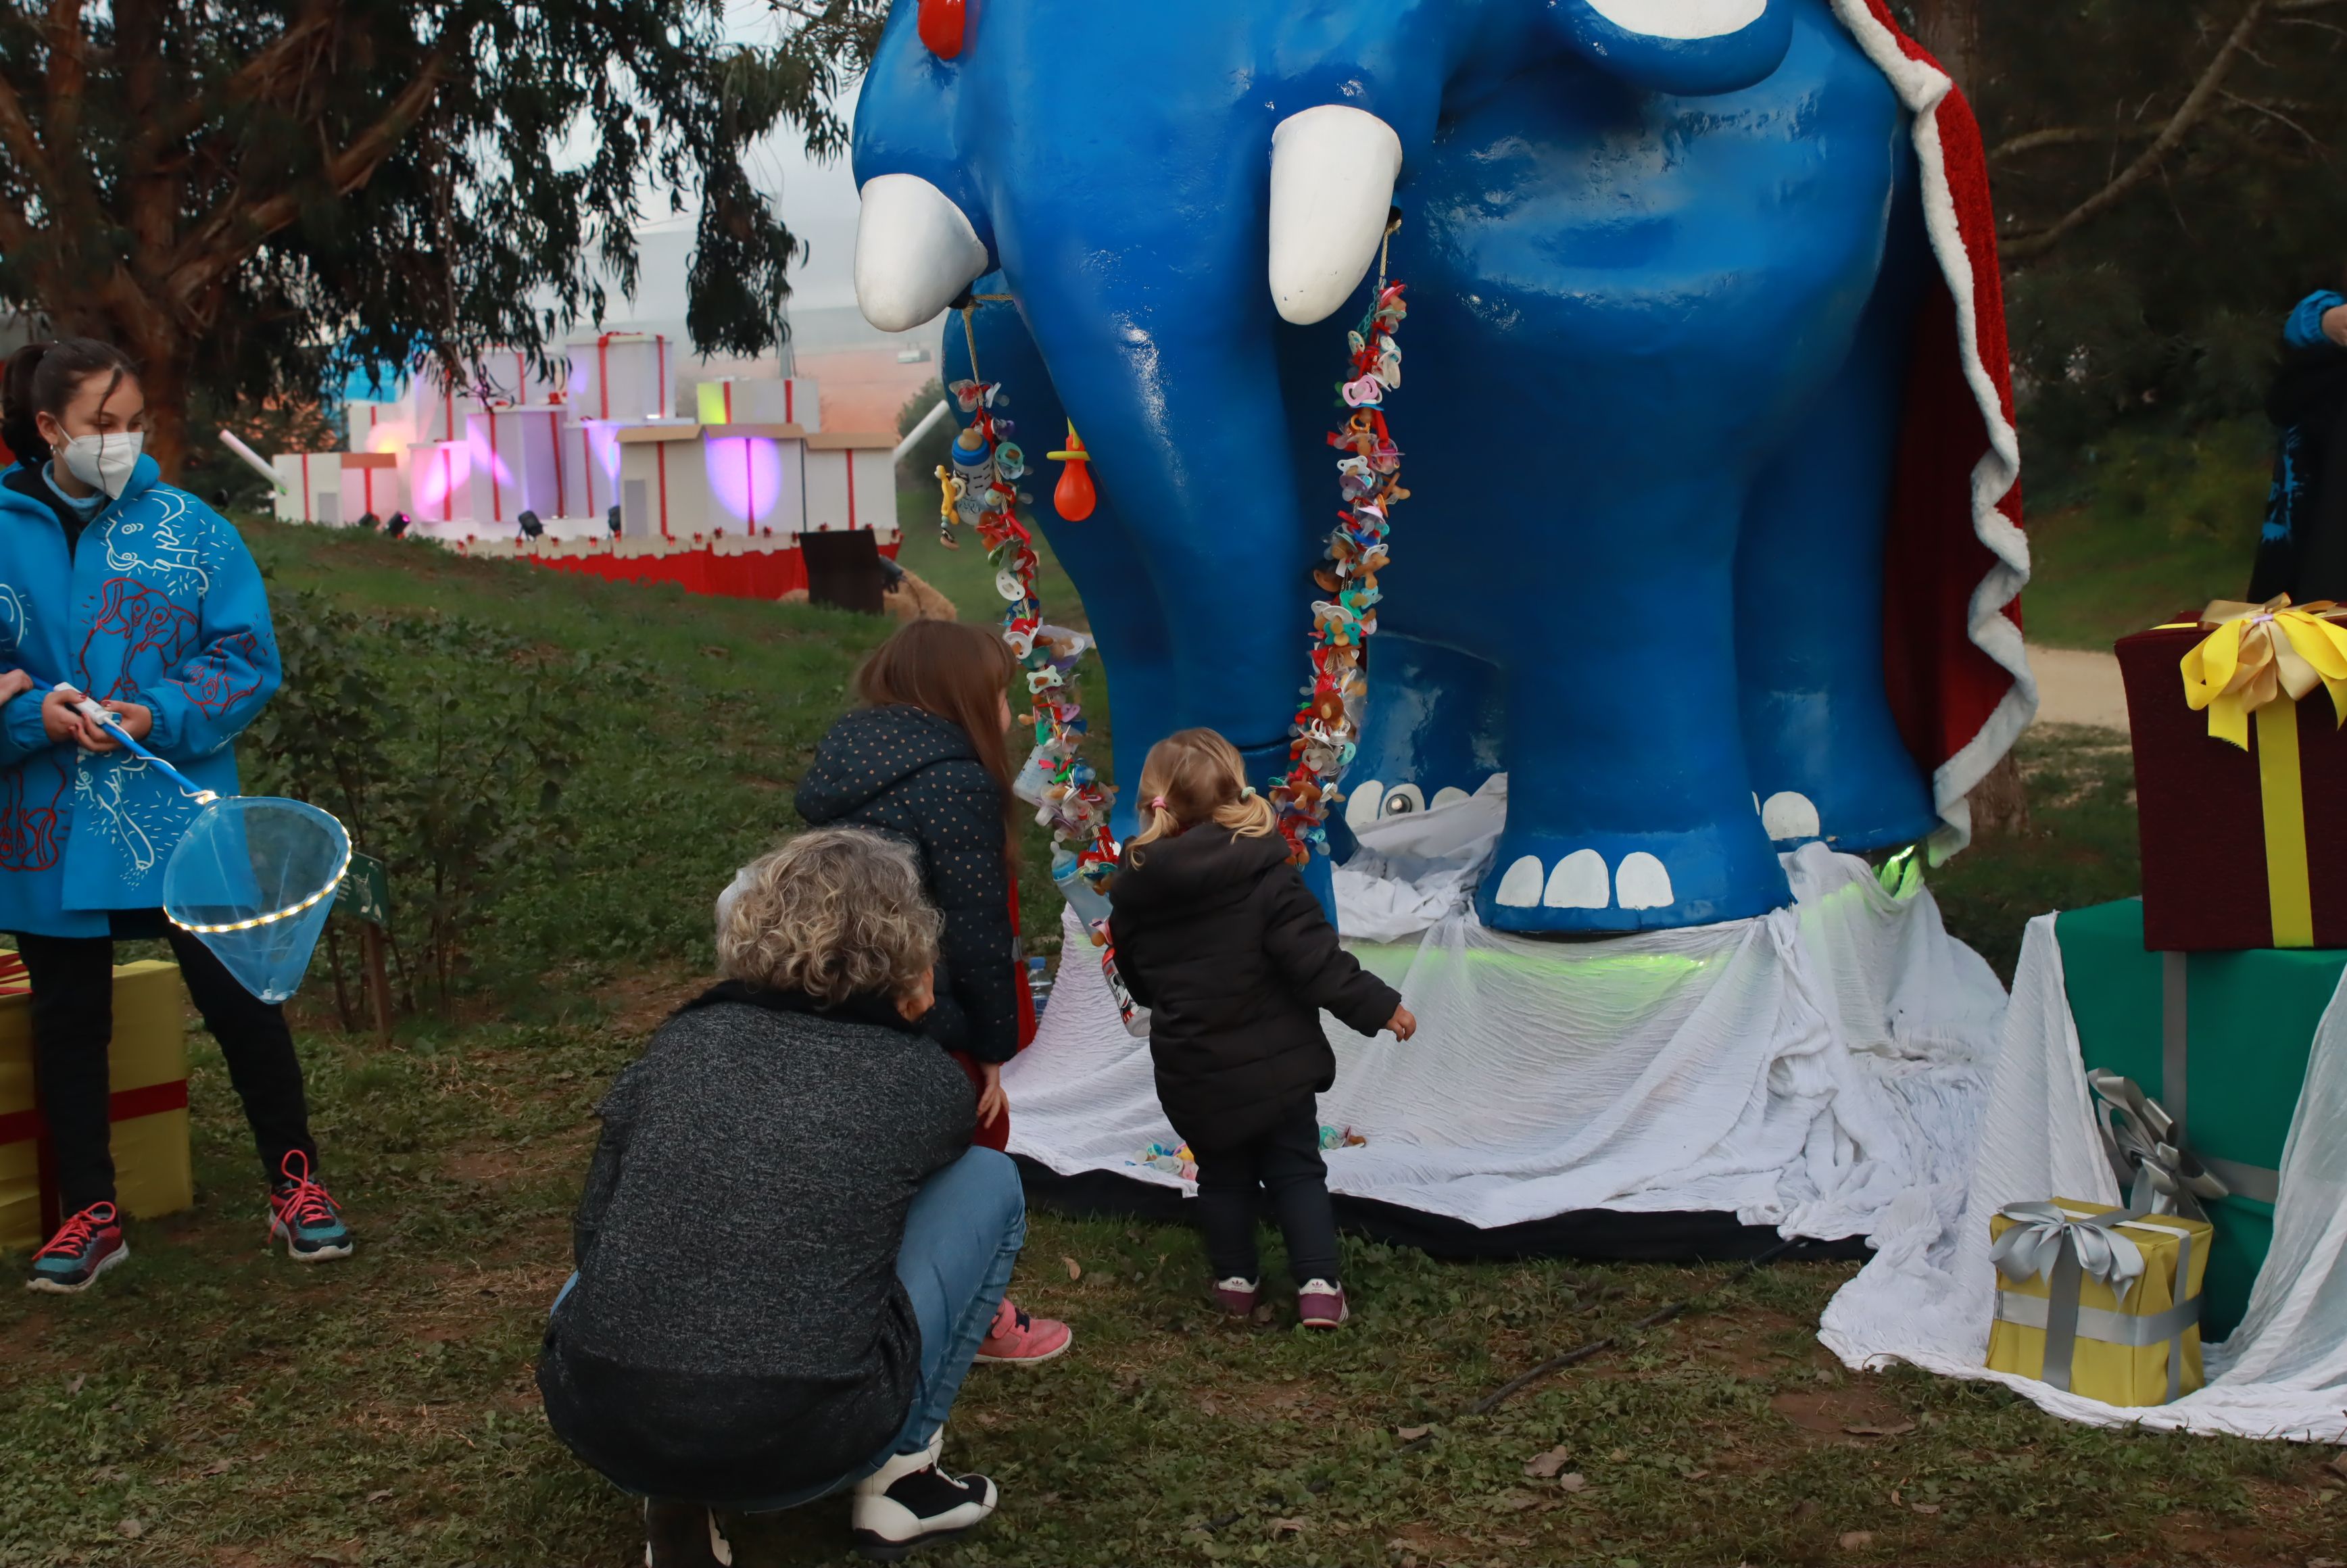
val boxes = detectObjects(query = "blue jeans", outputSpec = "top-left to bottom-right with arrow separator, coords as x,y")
550,1146 -> 1026,1511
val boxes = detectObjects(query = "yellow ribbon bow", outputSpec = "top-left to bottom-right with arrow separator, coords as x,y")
2175,595 -> 2347,946
2179,596 -> 2347,750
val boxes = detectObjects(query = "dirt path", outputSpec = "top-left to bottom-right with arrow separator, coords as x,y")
2027,644 -> 2129,731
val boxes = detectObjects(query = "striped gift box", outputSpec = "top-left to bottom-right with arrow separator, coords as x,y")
0,959 -> 193,1250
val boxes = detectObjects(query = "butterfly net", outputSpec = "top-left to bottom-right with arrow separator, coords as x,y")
162,798 -> 351,1003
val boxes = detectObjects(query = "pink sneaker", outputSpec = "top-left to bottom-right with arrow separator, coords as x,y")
1298,1279 -> 1349,1329
1213,1276 -> 1259,1317
974,1296 -> 1071,1364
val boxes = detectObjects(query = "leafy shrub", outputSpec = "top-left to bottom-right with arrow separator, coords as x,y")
246,593 -> 586,1018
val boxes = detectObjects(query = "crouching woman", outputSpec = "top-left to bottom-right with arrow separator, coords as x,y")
539,827 -> 1026,1565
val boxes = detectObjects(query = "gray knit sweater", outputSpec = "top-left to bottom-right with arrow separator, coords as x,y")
538,985 -> 974,1503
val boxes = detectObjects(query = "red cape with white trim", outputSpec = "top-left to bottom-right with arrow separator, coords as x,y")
1837,0 -> 2035,856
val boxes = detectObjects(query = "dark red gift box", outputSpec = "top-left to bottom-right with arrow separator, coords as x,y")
2116,620 -> 2347,951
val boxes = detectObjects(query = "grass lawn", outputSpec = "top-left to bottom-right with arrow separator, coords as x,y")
2020,421 -> 2272,652
3,515 -> 2343,1568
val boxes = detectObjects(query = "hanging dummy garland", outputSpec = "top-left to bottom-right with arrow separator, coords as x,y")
1271,219 -> 1409,863
936,308 -> 1121,924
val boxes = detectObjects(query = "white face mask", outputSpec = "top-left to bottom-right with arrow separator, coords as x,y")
59,431 -> 145,499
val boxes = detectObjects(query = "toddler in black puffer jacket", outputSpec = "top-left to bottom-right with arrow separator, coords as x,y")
1107,728 -> 1416,1328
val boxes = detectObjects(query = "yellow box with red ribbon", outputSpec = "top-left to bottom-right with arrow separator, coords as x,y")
2116,597 -> 2347,950
0,956 -> 193,1252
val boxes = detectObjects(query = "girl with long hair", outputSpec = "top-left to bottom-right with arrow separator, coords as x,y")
1108,729 -> 1416,1329
795,617 -> 1069,1364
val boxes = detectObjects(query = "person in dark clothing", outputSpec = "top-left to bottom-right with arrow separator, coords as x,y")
2249,283 -> 2347,604
539,828 -> 1027,1566
0,337 -> 349,1293
1107,728 -> 1416,1329
794,618 -> 1069,1365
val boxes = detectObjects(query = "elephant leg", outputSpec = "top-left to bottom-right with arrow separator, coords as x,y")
947,291 -> 1178,839
1735,132 -> 1935,854
1475,526 -> 1790,935
1340,635 -> 1503,841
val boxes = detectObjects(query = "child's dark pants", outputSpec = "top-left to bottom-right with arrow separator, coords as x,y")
1191,1100 -> 1341,1286
16,912 -> 317,1215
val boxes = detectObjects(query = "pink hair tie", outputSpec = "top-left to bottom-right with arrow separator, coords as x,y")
1150,795 -> 1168,812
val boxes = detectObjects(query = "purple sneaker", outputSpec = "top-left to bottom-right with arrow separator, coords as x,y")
1213,1276 -> 1259,1317
1298,1279 -> 1349,1329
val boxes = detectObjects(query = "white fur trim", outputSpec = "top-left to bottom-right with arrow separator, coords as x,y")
1830,0 -> 2037,850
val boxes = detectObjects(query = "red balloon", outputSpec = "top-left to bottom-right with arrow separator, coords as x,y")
918,0 -> 967,59
1055,458 -> 1096,522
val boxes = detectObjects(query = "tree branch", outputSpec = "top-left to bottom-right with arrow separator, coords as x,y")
2220,89 -> 2329,149
2001,0 -> 2273,262
0,190 -> 36,259
137,6 -> 336,172
0,70 -> 56,191
164,56 -> 450,310
43,1 -> 87,170
1990,125 -> 2158,160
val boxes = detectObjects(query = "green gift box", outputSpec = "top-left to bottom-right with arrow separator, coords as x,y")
2052,898 -> 2343,1339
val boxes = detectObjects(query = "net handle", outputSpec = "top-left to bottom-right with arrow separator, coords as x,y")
34,681 -> 218,802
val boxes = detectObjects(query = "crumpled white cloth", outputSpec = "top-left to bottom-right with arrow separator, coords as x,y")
1006,816 -> 2005,1239
1821,913 -> 2347,1441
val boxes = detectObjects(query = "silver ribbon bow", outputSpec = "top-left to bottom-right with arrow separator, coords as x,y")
1991,1201 -> 2153,1396
2087,1069 -> 2230,1221
1991,1202 -> 2148,1304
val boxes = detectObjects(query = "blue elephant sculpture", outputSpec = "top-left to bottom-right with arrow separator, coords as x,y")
856,0 -> 2032,934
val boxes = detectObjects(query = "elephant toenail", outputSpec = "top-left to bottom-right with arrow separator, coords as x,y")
1430,786 -> 1470,809
1494,856 -> 1545,907
1760,791 -> 1821,841
1616,852 -> 1675,909
1344,781 -> 1387,831
1543,850 -> 1609,909
1582,0 -> 1766,43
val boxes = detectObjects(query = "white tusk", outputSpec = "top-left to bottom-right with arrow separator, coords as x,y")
854,174 -> 991,333
1267,105 -> 1403,326
1581,0 -> 1765,41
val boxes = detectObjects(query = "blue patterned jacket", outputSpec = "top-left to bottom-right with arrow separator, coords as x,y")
0,456 -> 280,935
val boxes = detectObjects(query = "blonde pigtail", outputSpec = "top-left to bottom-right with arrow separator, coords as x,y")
1213,792 -> 1279,839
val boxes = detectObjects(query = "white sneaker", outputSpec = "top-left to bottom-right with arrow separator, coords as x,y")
849,1430 -> 998,1561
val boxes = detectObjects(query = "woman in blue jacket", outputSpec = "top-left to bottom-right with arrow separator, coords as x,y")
2250,282 -> 2347,603
0,339 -> 351,1293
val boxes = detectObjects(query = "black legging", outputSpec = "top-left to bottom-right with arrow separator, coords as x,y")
1190,1100 -> 1342,1286
15,914 -> 316,1217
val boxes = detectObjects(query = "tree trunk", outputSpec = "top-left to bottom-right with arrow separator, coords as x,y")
127,341 -> 192,483
1910,0 -> 1980,99
1969,751 -> 2033,839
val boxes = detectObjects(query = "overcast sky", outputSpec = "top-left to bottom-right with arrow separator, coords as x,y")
601,4 -> 869,326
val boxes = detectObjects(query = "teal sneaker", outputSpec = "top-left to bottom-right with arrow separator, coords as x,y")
27,1202 -> 128,1294
268,1152 -> 353,1263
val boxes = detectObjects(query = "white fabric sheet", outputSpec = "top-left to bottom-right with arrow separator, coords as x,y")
1820,913 -> 2347,1442
1006,798 -> 2006,1239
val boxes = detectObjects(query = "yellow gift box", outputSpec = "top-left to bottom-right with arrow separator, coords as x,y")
0,960 -> 194,1251
1986,1198 -> 2211,1406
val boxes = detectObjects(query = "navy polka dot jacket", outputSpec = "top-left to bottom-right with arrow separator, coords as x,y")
794,703 -> 1021,1063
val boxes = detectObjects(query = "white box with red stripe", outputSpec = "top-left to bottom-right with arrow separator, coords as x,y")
694,378 -> 821,431
568,333 -> 673,422
802,433 -> 898,542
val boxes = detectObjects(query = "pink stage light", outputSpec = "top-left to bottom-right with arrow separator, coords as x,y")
705,437 -> 784,527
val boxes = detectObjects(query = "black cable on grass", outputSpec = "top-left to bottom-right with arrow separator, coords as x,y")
1396,1237 -> 1802,1454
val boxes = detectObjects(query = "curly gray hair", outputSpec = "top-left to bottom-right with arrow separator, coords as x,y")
715,829 -> 941,1004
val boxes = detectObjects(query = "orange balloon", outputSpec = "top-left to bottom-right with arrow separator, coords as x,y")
1055,457 -> 1096,521
919,0 -> 967,58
